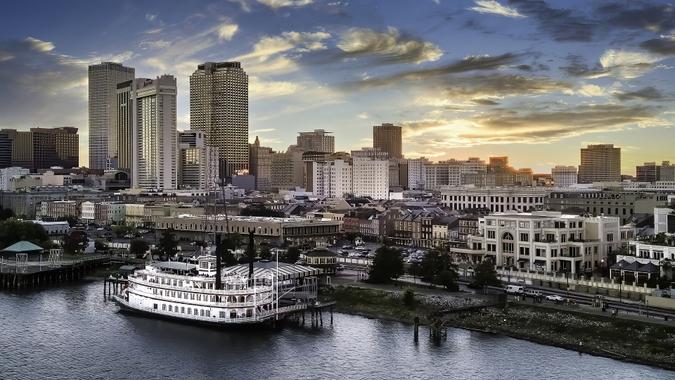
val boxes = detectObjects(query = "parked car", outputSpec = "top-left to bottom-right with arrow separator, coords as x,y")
524,289 -> 542,298
545,294 -> 565,303
505,285 -> 524,295
336,264 -> 345,271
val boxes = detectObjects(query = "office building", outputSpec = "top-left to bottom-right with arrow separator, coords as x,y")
551,165 -> 578,188
373,123 -> 402,159
88,62 -> 135,170
249,136 -> 274,191
578,144 -> 621,183
311,159 -> 353,198
178,131 -> 219,190
0,128 -> 78,171
270,145 -> 305,190
190,62 -> 248,178
296,129 -> 334,153
134,76 -> 177,190
0,131 -> 11,169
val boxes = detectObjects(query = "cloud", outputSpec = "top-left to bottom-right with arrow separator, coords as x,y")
217,23 -> 239,41
575,83 -> 606,97
561,50 -> 661,79
640,35 -> 675,55
595,2 -> 675,33
469,1 -> 524,18
24,37 -> 55,52
145,14 -> 158,22
235,31 -> 330,61
346,53 -> 522,89
337,27 -> 442,64
257,0 -> 313,9
613,86 -> 665,101
507,0 -> 596,42
249,76 -> 300,98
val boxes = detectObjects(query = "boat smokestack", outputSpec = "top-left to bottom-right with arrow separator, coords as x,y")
247,228 -> 255,278
215,233 -> 222,290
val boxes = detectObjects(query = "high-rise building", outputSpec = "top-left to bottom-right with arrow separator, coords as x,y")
660,161 -> 675,181
190,62 -> 248,178
178,130 -> 219,190
0,131 -> 12,169
311,159 -> 353,198
296,129 -> 334,153
407,157 -> 429,190
249,136 -> 274,191
270,145 -> 305,190
134,76 -> 177,190
88,62 -> 135,170
551,166 -> 578,188
0,128 -> 78,171
578,144 -> 621,183
636,162 -> 659,183
373,123 -> 402,159
351,148 -> 389,199
116,79 -> 143,173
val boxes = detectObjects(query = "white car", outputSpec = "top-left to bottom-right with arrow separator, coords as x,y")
545,294 -> 565,303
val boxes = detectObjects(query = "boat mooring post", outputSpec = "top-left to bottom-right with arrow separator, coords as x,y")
414,316 -> 420,343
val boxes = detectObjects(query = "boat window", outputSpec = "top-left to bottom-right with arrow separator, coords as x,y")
162,304 -> 166,311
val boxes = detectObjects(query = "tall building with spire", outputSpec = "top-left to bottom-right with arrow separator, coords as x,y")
88,62 -> 135,170
189,62 -> 248,178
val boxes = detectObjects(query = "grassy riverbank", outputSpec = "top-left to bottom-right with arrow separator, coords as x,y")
330,285 -> 675,371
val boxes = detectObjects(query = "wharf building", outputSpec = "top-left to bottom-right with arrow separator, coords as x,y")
88,62 -> 135,170
464,211 -> 624,274
440,187 -> 549,213
154,215 -> 341,247
190,62 -> 248,178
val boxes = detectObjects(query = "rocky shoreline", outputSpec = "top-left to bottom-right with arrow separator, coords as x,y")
330,285 -> 675,371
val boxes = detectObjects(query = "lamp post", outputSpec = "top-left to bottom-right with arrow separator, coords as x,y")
618,262 -> 623,303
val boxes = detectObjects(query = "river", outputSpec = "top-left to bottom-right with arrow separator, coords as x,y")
0,280 -> 673,380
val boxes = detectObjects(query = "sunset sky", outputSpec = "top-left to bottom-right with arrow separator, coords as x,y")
1,0 -> 675,173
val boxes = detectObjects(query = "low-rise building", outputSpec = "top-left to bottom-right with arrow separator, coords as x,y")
30,220 -> 70,236
441,187 -> 549,213
463,211 -> 622,275
39,200 -> 79,220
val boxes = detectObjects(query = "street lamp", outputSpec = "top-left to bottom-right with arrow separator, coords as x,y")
618,262 -> 623,303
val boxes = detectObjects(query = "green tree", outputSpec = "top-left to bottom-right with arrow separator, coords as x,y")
221,233 -> 241,266
403,288 -> 416,309
157,229 -> 178,258
0,219 -> 50,249
129,239 -> 150,259
421,249 -> 459,291
258,244 -> 272,260
112,224 -> 134,238
94,239 -> 108,252
62,230 -> 88,255
470,260 -> 502,289
282,246 -> 301,263
0,208 -> 15,221
368,246 -> 404,283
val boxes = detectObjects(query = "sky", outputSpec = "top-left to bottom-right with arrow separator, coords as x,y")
1,0 -> 675,174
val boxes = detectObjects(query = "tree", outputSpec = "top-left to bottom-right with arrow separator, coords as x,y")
368,246 -> 404,283
258,244 -> 272,260
157,229 -> 178,258
0,219 -> 50,249
282,246 -> 301,264
129,239 -> 150,259
112,224 -> 134,238
221,233 -> 241,266
470,260 -> 502,289
0,208 -> 14,221
420,248 -> 459,291
62,230 -> 88,255
403,288 -> 416,309
94,239 -> 108,252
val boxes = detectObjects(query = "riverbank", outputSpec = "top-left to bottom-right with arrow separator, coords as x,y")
330,285 -> 675,371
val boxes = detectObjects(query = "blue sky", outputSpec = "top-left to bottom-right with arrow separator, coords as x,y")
1,0 -> 675,173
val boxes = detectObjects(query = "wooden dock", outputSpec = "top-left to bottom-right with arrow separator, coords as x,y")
0,254 -> 110,290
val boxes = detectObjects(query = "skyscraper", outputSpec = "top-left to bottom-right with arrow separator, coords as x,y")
373,123 -> 402,159
134,76 -> 177,190
88,62 -> 135,170
178,130 -> 219,190
0,127 -> 78,171
249,136 -> 274,191
578,144 -> 621,183
297,129 -> 334,153
116,79 -> 143,173
190,62 -> 248,178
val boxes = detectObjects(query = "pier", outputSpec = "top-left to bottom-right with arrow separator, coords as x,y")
0,254 -> 110,290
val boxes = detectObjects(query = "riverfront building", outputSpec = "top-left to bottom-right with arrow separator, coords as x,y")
464,211 -> 623,274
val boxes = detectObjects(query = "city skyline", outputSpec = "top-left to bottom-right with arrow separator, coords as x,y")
2,1 -> 675,173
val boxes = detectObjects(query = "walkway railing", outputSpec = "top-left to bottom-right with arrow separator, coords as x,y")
0,254 -> 109,269
496,269 -> 655,295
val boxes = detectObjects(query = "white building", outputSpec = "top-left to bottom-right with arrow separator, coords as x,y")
134,75 -> 178,190
31,220 -> 70,236
0,167 -> 30,191
465,211 -> 622,274
351,148 -> 389,199
81,201 -> 95,222
551,165 -> 578,188
654,207 -> 675,234
312,159 -> 352,198
407,158 -> 429,190
441,187 -> 550,212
